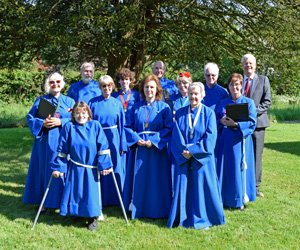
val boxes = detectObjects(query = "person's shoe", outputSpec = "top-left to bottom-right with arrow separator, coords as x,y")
239,206 -> 245,212
97,211 -> 104,221
87,217 -> 98,231
40,206 -> 47,215
256,191 -> 265,197
203,227 -> 210,230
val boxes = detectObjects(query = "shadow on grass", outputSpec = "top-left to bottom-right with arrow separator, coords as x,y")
264,141 -> 300,157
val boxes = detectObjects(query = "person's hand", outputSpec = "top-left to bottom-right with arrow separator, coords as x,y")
221,115 -> 237,127
43,115 -> 62,128
145,140 -> 153,148
137,139 -> 146,146
120,151 -> 126,156
182,150 -> 192,159
102,168 -> 112,176
52,171 -> 63,178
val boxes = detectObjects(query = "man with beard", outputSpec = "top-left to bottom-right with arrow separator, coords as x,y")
67,62 -> 102,103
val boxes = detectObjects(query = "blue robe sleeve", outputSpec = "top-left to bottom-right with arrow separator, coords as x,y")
148,105 -> 173,150
236,99 -> 257,138
96,123 -> 113,171
27,98 -> 45,137
51,123 -> 70,173
171,122 -> 190,166
188,109 -> 217,166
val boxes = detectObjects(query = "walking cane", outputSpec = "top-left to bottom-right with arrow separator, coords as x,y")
242,137 -> 249,204
106,168 -> 129,225
31,175 -> 54,230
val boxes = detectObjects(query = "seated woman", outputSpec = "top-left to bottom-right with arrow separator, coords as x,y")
215,73 -> 257,211
111,68 -> 142,121
88,75 -> 127,207
23,70 -> 75,213
167,82 -> 225,230
51,101 -> 112,231
123,74 -> 173,220
169,72 -> 192,115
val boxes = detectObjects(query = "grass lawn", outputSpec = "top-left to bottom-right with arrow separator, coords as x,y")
0,123 -> 300,249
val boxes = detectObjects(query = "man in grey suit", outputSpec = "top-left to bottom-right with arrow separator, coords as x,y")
242,54 -> 271,197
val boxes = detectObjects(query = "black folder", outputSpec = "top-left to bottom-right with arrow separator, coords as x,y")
226,103 -> 249,121
36,98 -> 57,119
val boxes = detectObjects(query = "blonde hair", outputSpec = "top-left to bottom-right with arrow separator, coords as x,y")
99,75 -> 115,90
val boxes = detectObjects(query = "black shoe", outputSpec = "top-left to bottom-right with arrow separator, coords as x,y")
87,217 -> 98,231
239,206 -> 245,212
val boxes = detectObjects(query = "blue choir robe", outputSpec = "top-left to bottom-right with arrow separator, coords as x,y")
215,95 -> 257,208
89,96 -> 127,206
169,93 -> 190,114
160,78 -> 178,96
51,120 -> 112,217
23,94 -> 75,208
167,105 -> 225,229
111,89 -> 142,122
202,83 -> 228,112
123,100 -> 173,219
67,80 -> 102,103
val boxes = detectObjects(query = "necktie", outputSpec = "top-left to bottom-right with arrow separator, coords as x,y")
244,78 -> 250,97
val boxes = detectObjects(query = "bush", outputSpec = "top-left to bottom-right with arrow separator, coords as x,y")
0,69 -> 104,104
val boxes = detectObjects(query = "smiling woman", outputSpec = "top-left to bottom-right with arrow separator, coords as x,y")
22,69 -> 75,213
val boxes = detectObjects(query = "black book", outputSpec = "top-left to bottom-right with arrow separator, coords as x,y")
226,103 -> 249,121
36,98 -> 57,119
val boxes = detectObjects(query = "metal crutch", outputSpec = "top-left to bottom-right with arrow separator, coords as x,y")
31,175 -> 54,230
106,168 -> 129,225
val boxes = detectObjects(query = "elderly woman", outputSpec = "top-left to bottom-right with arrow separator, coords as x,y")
167,82 -> 225,230
111,68 -> 142,121
123,74 -> 173,220
23,71 -> 75,213
51,102 -> 112,231
169,72 -> 192,114
215,73 -> 257,211
88,75 -> 127,207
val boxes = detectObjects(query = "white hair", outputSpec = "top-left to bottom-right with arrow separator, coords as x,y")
204,62 -> 219,75
188,82 -> 206,99
80,62 -> 95,72
241,54 -> 256,64
99,75 -> 115,90
44,72 -> 65,93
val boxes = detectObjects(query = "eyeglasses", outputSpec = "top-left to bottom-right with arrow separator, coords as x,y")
205,74 -> 217,77
49,80 -> 61,84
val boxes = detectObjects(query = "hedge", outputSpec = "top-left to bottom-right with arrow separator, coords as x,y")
0,69 -> 105,104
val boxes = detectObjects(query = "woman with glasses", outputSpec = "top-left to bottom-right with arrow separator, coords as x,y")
88,75 -> 127,209
215,73 -> 257,211
23,70 -> 75,214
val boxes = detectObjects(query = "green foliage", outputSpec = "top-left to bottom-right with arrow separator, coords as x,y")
1,0 -> 299,95
1,124 -> 300,248
0,68 -> 104,104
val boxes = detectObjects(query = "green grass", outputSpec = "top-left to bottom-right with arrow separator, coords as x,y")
0,102 -> 30,128
0,124 -> 300,249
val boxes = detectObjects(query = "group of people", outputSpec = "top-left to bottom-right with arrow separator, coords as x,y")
23,54 -> 271,231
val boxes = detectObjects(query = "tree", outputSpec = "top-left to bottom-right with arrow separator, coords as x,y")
0,0 -> 299,92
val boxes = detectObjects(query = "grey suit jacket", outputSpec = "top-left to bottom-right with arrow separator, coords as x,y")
248,73 -> 271,128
